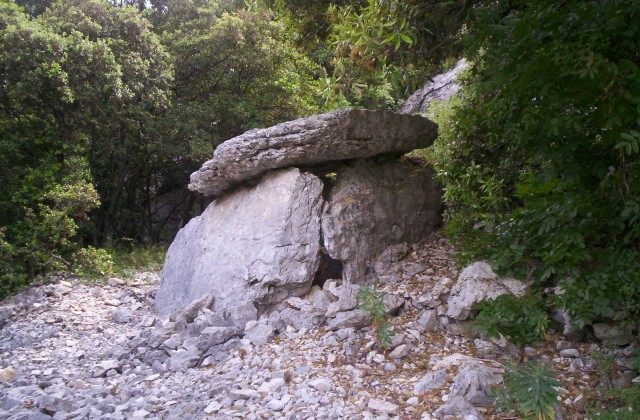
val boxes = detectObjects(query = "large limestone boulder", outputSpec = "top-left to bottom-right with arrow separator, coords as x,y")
322,159 -> 441,282
155,168 -> 324,328
400,58 -> 468,115
446,262 -> 528,320
189,109 -> 437,197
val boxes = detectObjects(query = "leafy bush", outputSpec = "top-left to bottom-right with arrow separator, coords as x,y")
0,228 -> 27,298
72,246 -> 114,279
430,0 -> 640,330
494,361 -> 562,420
473,294 -> 550,349
357,284 -> 394,350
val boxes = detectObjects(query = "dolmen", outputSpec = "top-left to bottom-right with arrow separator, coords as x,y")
155,109 -> 442,330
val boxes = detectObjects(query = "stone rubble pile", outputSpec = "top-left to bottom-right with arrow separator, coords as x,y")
2,235 -> 638,419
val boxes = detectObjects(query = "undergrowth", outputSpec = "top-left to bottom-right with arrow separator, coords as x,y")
356,284 -> 394,350
108,245 -> 166,279
493,361 -> 561,420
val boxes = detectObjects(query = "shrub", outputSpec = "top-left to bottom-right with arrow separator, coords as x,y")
72,246 -> 114,279
357,284 -> 394,350
429,0 -> 640,330
473,294 -> 550,350
494,361 -> 562,420
0,228 -> 27,298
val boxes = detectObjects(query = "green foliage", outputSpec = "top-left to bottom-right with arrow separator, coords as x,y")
110,245 -> 166,278
431,0 -> 640,329
494,361 -> 562,420
270,0 -> 475,109
325,0 -> 415,108
151,2 -> 326,161
0,0 -> 173,244
356,284 -> 394,350
588,384 -> 640,419
0,0 -> 172,295
473,294 -> 550,348
72,246 -> 114,279
0,228 -> 27,298
12,159 -> 100,276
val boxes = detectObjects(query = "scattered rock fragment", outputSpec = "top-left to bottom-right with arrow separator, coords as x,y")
327,309 -> 372,330
0,367 -> 16,383
368,398 -> 400,415
308,378 -> 333,393
0,232 -> 633,419
414,369 -> 448,394
107,277 -> 126,287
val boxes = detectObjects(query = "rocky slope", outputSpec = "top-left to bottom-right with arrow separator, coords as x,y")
0,234 -> 637,419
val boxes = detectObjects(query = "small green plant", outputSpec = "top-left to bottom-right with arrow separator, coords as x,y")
473,294 -> 550,357
587,384 -> 640,419
357,284 -> 394,350
494,361 -> 562,420
590,349 -> 619,390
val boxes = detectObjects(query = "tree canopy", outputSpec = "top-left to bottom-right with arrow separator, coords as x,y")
1,0 -> 639,334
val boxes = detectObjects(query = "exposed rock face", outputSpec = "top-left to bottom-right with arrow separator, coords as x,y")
155,168 -> 324,328
400,58 -> 468,115
189,109 -> 438,197
446,262 -> 528,320
322,159 -> 441,282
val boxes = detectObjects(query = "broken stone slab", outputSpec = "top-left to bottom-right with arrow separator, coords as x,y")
327,309 -> 372,330
170,294 -> 214,325
257,378 -> 285,396
107,277 -> 126,287
166,350 -> 200,371
446,262 -> 528,320
244,323 -> 275,346
414,369 -> 448,394
229,389 -> 262,401
155,168 -> 324,330
322,280 -> 341,301
383,294 -> 405,315
189,109 -> 438,197
112,308 -> 133,324
196,326 -> 239,351
92,360 -> 121,377
336,284 -> 360,312
305,287 -> 332,312
400,58 -> 468,115
308,378 -> 333,393
434,395 -> 482,420
372,243 -> 409,276
450,360 -> 503,407
388,343 -> 410,359
267,307 -> 325,332
367,398 -> 400,416
322,159 -> 441,282
416,309 -> 440,333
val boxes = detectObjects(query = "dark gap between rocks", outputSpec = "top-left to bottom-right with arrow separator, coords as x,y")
313,252 -> 343,288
